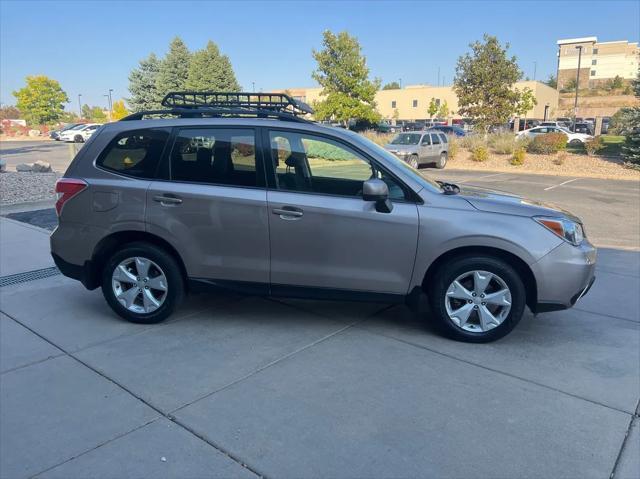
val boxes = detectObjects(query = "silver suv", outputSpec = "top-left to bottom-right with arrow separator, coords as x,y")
384,130 -> 448,169
50,92 -> 596,342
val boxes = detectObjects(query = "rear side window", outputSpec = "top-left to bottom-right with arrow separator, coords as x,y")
170,128 -> 261,187
431,133 -> 441,145
97,129 -> 169,179
439,133 -> 447,143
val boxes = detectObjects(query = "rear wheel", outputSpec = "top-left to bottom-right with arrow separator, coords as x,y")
74,134 -> 84,143
408,154 -> 419,169
427,255 -> 526,342
435,152 -> 448,169
101,242 -> 184,324
569,139 -> 582,145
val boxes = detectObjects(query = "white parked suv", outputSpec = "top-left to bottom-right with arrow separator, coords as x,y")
59,123 -> 101,143
516,126 -> 592,145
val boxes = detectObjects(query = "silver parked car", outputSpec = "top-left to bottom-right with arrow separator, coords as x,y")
50,92 -> 596,342
383,131 -> 448,169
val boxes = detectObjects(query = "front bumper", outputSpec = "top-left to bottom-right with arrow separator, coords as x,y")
531,240 -> 597,313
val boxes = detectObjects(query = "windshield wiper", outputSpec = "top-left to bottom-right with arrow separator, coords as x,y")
437,181 -> 460,195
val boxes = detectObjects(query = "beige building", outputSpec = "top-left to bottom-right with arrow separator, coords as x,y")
556,36 -> 639,89
280,81 -> 558,121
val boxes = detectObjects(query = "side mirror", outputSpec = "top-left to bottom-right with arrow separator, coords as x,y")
363,178 -> 393,213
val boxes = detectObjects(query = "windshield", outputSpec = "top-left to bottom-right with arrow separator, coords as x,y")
349,132 -> 441,192
390,133 -> 421,145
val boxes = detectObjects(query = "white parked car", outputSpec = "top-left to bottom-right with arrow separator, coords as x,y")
59,123 -> 101,143
516,126 -> 592,145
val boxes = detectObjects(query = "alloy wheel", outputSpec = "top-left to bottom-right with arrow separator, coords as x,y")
409,156 -> 419,169
444,270 -> 512,333
111,257 -> 168,314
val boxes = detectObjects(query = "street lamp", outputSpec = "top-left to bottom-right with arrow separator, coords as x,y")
399,78 -> 402,89
103,94 -> 111,121
533,61 -> 537,81
77,94 -> 82,118
573,45 -> 583,132
108,89 -> 113,115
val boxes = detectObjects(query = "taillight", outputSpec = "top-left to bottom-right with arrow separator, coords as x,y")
55,178 -> 87,216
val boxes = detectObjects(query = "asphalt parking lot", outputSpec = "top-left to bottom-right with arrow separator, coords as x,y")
0,140 -> 75,172
1,151 -> 639,478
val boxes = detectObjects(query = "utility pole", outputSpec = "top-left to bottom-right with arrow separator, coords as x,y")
533,61 -> 537,81
103,94 -> 111,121
108,89 -> 113,115
399,78 -> 402,89
573,45 -> 583,132
252,81 -> 255,92
437,67 -> 440,86
77,94 -> 82,118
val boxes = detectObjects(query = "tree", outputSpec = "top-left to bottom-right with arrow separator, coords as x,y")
156,37 -> 191,98
12,75 -> 69,125
81,105 -> 107,122
563,78 -> 577,92
0,105 -> 21,120
544,74 -> 557,89
311,30 -> 381,126
128,53 -> 162,112
609,75 -> 624,90
453,34 -> 522,133
185,40 -> 240,92
427,98 -> 439,118
111,100 -> 129,120
514,87 -> 537,122
438,100 -> 450,119
382,81 -> 400,90
621,69 -> 640,167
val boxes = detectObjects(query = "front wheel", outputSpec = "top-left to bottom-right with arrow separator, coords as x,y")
427,255 -> 526,342
408,154 -> 420,169
569,139 -> 582,145
101,242 -> 185,324
435,152 -> 448,169
74,135 -> 84,143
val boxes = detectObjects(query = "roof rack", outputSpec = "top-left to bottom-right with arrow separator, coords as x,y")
120,91 -> 314,122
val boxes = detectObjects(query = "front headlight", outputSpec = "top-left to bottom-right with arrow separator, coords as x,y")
534,216 -> 585,246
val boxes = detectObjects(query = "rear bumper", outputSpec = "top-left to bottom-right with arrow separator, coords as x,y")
51,252 -> 97,290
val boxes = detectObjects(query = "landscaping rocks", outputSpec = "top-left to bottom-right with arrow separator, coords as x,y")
0,171 -> 60,205
32,161 -> 52,173
15,163 -> 33,172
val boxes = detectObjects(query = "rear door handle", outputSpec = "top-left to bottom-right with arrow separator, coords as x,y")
153,194 -> 183,206
273,206 -> 303,219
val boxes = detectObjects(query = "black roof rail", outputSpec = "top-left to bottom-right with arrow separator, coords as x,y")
120,91 -> 315,122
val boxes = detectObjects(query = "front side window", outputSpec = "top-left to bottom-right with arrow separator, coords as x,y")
170,128 -> 260,187
269,130 -> 407,201
390,133 -> 421,145
97,128 -> 169,179
421,134 -> 431,145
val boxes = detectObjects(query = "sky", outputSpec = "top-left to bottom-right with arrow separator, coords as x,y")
1,0 -> 639,111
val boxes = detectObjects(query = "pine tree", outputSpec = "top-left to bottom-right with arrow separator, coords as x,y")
127,53 -> 161,112
156,37 -> 191,98
621,69 -> 640,167
186,41 -> 240,92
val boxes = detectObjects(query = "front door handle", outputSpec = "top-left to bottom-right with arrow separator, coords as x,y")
273,206 -> 303,220
153,194 -> 183,206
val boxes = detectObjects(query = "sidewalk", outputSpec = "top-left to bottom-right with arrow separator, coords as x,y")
0,217 -> 53,276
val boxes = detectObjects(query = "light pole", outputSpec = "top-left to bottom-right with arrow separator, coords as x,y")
77,94 -> 82,118
252,81 -> 255,92
108,89 -> 113,115
533,61 -> 537,81
103,94 -> 111,121
573,45 -> 583,132
399,78 -> 402,89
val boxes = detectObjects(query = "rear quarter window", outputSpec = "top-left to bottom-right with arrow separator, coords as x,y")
97,128 -> 170,179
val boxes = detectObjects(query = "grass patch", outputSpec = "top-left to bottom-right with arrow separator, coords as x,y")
567,135 -> 624,157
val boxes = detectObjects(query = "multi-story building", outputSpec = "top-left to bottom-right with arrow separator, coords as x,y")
279,81 -> 558,121
556,36 -> 639,89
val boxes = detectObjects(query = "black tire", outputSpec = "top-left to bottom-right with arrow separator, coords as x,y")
74,134 -> 84,143
435,152 -> 448,169
569,139 -> 581,145
101,242 -> 185,324
427,255 -> 526,343
408,154 -> 420,169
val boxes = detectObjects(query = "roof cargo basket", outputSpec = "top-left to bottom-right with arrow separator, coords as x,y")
120,91 -> 314,122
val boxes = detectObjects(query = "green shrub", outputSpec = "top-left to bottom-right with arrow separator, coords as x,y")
510,147 -> 526,165
584,136 -> 605,156
527,132 -> 567,154
447,135 -> 459,160
471,144 -> 489,162
488,132 -> 518,154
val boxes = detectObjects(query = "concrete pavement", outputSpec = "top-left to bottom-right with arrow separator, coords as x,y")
0,212 -> 638,478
